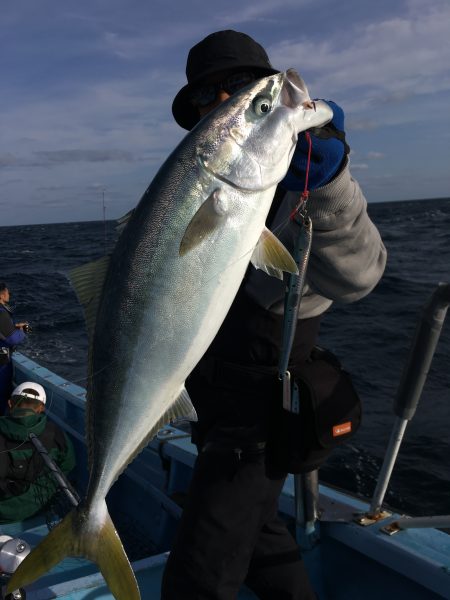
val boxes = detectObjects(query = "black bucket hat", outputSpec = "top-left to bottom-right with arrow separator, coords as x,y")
172,30 -> 279,130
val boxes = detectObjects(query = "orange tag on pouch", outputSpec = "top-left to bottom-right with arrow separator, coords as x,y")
333,422 -> 352,437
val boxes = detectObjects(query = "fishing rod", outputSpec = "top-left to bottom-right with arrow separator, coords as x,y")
28,433 -> 80,508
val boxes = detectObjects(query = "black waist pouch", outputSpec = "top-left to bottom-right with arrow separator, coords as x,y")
266,347 -> 362,474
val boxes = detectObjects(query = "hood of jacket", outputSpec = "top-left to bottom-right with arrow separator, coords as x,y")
0,413 -> 47,441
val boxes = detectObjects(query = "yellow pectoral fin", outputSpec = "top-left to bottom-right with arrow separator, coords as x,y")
179,189 -> 228,256
250,227 -> 299,280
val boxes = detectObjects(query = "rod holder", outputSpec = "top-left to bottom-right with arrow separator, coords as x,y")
369,283 -> 450,517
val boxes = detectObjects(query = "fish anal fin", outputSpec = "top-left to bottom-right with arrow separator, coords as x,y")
170,386 -> 198,424
250,227 -> 298,280
151,386 -> 198,434
180,189 -> 228,256
110,386 -> 198,484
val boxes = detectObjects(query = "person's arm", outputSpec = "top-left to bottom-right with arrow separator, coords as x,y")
0,311 -> 26,347
303,161 -> 386,303
0,327 -> 26,348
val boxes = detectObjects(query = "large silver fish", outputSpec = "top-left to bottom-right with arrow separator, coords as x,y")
8,70 -> 332,599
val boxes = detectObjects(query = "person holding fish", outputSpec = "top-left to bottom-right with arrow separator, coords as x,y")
162,30 -> 387,600
6,28 -> 386,600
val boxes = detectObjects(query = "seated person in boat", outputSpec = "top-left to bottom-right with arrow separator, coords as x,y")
162,30 -> 387,600
0,381 -> 76,523
0,282 -> 29,415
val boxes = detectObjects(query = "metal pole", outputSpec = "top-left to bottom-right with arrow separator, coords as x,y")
393,283 -> 450,421
392,515 -> 450,531
102,189 -> 107,254
294,470 -> 319,549
369,283 -> 450,517
29,433 -> 80,508
369,417 -> 408,516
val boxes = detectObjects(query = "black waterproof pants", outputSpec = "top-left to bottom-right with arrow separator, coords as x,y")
161,446 -> 316,600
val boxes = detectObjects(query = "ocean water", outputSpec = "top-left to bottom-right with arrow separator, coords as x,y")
1,197 -> 449,517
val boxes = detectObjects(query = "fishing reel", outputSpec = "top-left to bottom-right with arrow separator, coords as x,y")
0,535 -> 30,600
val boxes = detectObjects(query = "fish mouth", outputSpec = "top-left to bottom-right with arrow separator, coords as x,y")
282,69 -> 311,109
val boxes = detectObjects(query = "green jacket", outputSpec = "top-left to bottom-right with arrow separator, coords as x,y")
0,412 -> 76,523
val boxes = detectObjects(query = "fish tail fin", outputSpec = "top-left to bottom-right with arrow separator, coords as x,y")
7,504 -> 140,600
94,509 -> 141,600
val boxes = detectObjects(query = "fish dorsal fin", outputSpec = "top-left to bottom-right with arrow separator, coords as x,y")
180,189 -> 228,256
68,255 -> 110,340
250,227 -> 298,280
116,208 -> 135,234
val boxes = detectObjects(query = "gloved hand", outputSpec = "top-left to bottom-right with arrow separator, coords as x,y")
280,100 -> 350,191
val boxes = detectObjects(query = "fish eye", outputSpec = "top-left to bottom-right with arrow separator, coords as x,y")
252,95 -> 272,116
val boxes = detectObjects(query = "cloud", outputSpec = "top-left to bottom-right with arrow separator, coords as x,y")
367,152 -> 385,159
268,0 -> 450,115
34,149 -> 136,165
0,150 -> 137,169
0,154 -> 19,168
216,0 -> 313,26
346,118 -> 377,131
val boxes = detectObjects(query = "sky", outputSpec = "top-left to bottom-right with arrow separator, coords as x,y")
1,0 -> 449,226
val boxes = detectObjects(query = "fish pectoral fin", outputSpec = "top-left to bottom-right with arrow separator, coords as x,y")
250,227 -> 299,280
179,189 -> 228,256
170,386 -> 198,424
68,255 -> 110,340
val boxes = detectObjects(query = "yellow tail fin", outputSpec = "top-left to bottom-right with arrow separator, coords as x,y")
7,505 -> 140,600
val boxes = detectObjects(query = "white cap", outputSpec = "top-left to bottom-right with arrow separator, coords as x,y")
12,382 -> 46,405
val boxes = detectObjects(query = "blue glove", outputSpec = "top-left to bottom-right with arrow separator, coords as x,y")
280,100 -> 350,191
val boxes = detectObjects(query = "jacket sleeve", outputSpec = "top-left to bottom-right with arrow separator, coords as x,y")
304,159 -> 387,303
0,311 -> 26,347
0,328 -> 26,348
244,159 -> 387,317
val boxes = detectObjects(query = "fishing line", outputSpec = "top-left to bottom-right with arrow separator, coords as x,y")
291,131 -> 312,217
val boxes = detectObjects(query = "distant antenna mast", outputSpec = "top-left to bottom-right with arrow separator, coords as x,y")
102,188 -> 107,253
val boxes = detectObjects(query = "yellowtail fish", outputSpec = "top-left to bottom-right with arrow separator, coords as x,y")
8,69 -> 332,599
